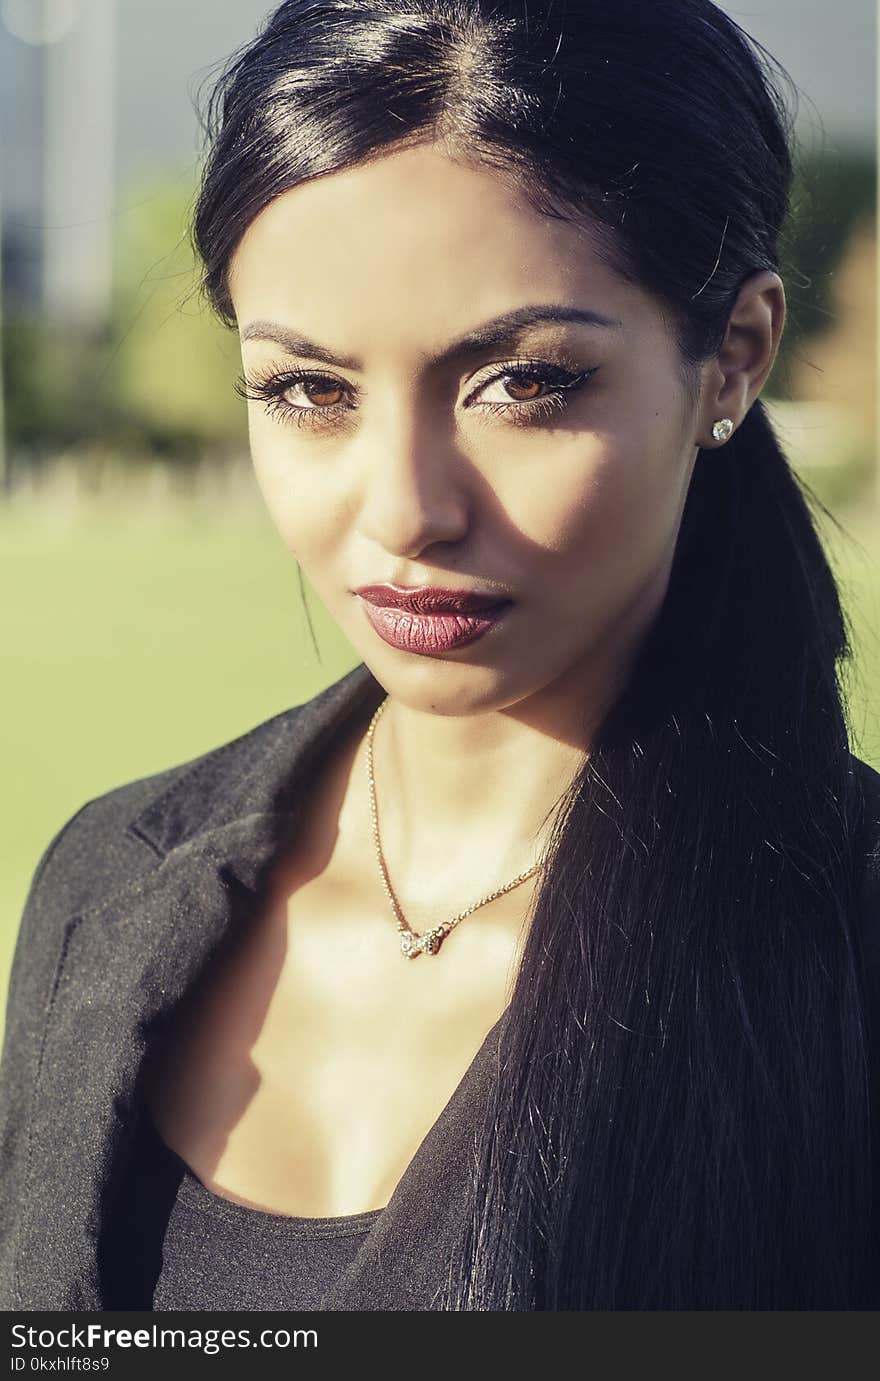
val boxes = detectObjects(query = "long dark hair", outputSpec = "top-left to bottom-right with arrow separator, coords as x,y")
192,0 -> 874,1307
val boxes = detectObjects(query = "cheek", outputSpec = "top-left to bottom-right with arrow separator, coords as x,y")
249,426 -> 348,558
517,423 -> 691,591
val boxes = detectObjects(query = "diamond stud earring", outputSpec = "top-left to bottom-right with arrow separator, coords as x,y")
711,418 -> 734,443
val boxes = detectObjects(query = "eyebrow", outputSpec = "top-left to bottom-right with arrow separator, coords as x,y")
239,304 -> 622,371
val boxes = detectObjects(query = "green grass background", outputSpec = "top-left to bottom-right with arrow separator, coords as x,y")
2,477 -> 878,1034
0,485 -> 360,1028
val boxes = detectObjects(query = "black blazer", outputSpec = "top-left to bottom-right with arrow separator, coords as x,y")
0,661 -> 507,1311
1,659 -> 879,1311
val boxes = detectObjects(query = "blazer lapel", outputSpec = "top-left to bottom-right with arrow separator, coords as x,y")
17,821 -> 292,1309
16,662 -> 389,1310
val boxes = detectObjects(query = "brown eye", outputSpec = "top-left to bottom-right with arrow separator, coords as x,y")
235,365 -> 356,431
285,380 -> 345,408
469,360 -> 598,427
503,375 -> 545,402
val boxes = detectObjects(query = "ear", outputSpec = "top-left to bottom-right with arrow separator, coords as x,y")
696,270 -> 786,448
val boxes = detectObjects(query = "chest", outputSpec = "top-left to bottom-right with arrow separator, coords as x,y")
142,849 -> 526,1218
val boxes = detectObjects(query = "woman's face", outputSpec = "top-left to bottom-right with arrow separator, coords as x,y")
228,140 -> 709,720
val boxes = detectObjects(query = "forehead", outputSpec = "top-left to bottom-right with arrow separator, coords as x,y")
227,141 -> 659,354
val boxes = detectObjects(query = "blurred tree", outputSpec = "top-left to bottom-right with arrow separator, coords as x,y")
1,171 -> 246,469
771,144 -> 877,396
106,172 -> 246,456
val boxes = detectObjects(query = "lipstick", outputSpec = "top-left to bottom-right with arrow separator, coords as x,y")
354,583 -> 513,654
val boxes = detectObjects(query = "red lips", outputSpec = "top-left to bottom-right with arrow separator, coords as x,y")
355,583 -> 511,614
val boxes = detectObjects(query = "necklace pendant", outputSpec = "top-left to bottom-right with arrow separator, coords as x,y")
399,931 -> 419,959
400,925 -> 447,959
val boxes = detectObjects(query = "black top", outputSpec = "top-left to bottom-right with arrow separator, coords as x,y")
102,1110 -> 385,1311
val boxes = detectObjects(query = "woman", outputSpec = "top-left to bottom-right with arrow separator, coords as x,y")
1,0 -> 878,1312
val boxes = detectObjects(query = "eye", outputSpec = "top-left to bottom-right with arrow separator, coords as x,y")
467,359 -> 599,427
234,356 -> 599,431
234,366 -> 353,430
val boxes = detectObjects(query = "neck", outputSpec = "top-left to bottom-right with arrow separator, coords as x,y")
365,647 -> 625,905
357,562 -> 669,922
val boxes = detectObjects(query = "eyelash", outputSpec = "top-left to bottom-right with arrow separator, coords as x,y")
234,356 -> 599,432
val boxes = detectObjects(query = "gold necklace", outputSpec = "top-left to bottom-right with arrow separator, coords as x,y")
365,695 -> 544,959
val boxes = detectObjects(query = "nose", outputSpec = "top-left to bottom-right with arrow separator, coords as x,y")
355,411 -> 470,558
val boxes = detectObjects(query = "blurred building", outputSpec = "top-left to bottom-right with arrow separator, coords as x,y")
1,0 -> 115,325
0,0 -> 275,327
